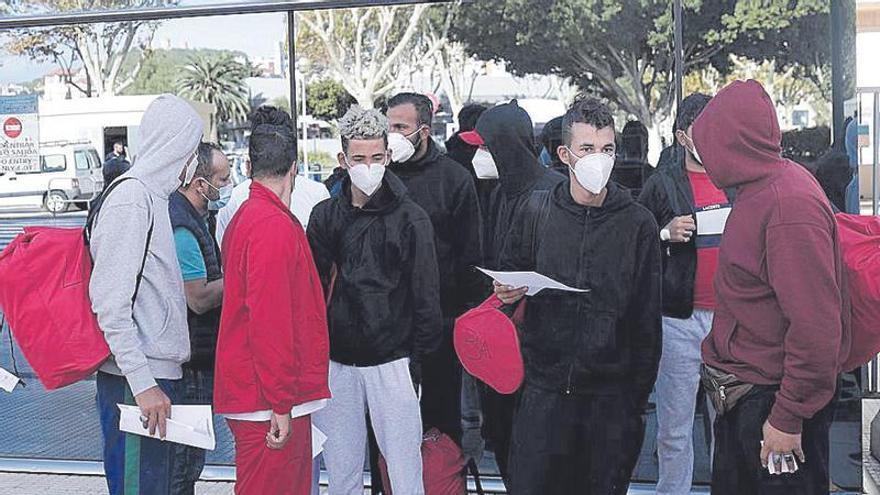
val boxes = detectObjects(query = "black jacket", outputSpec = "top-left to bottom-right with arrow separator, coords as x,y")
307,171 -> 443,367
501,181 -> 662,405
474,101 -> 566,272
168,191 -> 222,372
638,151 -> 736,318
388,140 -> 484,320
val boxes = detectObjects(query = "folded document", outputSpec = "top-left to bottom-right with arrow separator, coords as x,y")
118,404 -> 216,450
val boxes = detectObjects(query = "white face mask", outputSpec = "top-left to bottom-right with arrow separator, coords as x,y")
472,148 -> 499,179
691,141 -> 704,166
388,129 -> 421,163
348,160 -> 387,197
567,149 -> 615,195
182,151 -> 198,186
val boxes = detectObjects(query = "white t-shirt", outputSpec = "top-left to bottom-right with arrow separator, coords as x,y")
216,175 -> 330,251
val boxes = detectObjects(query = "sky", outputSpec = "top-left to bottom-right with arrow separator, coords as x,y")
0,12 -> 286,84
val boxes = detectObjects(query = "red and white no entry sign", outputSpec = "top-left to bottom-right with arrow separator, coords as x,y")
3,117 -> 22,139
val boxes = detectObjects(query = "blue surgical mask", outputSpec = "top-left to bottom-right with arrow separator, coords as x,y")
201,179 -> 234,211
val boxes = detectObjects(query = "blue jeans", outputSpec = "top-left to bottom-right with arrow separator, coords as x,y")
846,173 -> 860,214
170,368 -> 213,495
655,310 -> 715,495
96,371 -> 182,495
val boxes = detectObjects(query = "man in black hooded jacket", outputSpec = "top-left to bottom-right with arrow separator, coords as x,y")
385,93 -> 484,444
495,98 -> 661,494
458,100 -> 565,484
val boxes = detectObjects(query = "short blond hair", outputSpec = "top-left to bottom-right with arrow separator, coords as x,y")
338,105 -> 388,151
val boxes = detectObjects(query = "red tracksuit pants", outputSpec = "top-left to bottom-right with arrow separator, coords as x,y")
227,416 -> 313,495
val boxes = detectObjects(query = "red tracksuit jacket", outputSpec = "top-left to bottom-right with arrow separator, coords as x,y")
214,181 -> 330,415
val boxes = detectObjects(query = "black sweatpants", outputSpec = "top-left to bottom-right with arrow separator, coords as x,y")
508,384 -> 645,495
479,385 -> 517,485
420,325 -> 463,444
712,385 -> 835,495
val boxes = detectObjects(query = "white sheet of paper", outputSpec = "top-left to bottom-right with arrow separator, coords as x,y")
696,206 -> 732,236
118,404 -> 216,450
476,267 -> 590,296
312,425 -> 327,459
0,367 -> 19,393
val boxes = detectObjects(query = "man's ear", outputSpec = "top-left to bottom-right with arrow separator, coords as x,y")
556,145 -> 570,167
337,152 -> 348,169
675,130 -> 689,148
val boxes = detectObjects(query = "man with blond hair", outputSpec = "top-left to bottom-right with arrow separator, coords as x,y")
309,106 -> 442,495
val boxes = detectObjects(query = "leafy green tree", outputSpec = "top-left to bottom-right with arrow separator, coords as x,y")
124,48 -> 250,96
306,79 -> 356,121
452,0 -> 829,153
176,54 -> 251,140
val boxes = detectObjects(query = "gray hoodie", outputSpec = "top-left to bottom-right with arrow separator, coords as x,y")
89,95 -> 204,396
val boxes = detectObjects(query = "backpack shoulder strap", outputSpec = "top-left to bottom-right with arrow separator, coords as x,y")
526,190 -> 552,266
84,177 -> 154,304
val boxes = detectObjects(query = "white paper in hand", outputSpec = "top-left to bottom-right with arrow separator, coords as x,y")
695,205 -> 732,236
312,425 -> 327,459
0,367 -> 19,393
476,267 -> 590,296
118,404 -> 216,450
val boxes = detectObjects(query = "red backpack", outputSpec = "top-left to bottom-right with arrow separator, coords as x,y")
378,428 -> 482,495
836,213 -> 880,371
0,178 -> 152,389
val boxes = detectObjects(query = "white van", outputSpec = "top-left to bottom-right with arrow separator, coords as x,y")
0,141 -> 105,213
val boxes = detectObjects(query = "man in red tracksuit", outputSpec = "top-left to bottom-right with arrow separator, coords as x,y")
692,80 -> 850,494
214,106 -> 331,495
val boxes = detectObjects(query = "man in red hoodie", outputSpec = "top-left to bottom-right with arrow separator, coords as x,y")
214,106 -> 331,495
692,80 -> 850,494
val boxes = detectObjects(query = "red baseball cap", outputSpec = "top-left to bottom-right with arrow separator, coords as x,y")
459,130 -> 484,147
454,295 -> 524,395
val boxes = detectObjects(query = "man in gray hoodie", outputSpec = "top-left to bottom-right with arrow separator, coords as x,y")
88,94 -> 204,495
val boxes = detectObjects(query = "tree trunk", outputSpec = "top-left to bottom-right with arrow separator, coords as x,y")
354,90 -> 375,109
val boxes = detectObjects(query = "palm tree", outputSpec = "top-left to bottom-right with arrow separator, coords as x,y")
176,54 -> 251,140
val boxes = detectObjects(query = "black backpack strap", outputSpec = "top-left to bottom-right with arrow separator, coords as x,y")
84,177 -> 155,304
526,190 -> 552,266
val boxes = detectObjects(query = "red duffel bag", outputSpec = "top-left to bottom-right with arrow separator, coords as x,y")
837,213 -> 880,371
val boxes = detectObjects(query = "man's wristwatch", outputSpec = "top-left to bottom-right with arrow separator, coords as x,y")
660,228 -> 671,241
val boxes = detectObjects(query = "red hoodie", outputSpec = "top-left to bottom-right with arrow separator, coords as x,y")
213,181 -> 330,416
693,80 -> 850,434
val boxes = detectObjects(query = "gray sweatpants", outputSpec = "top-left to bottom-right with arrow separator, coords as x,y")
314,358 -> 424,495
655,309 -> 716,495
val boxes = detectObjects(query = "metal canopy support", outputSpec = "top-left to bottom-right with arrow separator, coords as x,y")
288,10 -> 297,126
0,0 -> 448,29
673,0 -> 684,111
871,91 -> 880,216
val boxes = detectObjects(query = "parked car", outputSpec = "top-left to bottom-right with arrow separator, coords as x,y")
0,141 -> 105,213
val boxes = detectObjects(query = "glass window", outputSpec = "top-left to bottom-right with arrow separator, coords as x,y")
2,0 -> 293,19
74,150 -> 89,171
89,149 -> 102,169
41,154 -> 66,173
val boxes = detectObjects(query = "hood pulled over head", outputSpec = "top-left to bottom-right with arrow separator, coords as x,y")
129,94 -> 205,198
692,80 -> 784,189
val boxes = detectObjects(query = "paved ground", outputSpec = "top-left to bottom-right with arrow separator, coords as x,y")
0,473 -> 240,495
